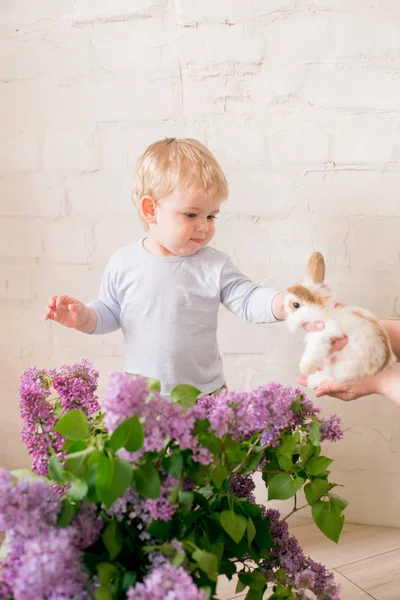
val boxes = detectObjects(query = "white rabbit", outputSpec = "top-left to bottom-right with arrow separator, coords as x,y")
284,252 -> 396,389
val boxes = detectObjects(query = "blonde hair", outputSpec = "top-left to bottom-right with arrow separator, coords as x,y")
133,138 -> 228,223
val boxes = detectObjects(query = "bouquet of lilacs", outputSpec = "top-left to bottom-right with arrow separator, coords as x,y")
0,359 -> 346,600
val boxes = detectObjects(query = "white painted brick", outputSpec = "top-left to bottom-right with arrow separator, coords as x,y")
41,132 -> 102,171
267,10 -> 400,65
0,135 -> 40,172
41,217 -> 94,265
226,167 -> 297,217
0,266 -> 31,300
332,114 -> 400,164
300,169 -> 400,218
300,65 -> 400,111
0,218 -> 43,258
0,172 -> 65,217
267,111 -> 331,165
64,170 -> 133,215
345,216 -> 400,273
90,216 -> 144,264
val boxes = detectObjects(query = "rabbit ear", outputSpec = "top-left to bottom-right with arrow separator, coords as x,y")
306,252 -> 325,284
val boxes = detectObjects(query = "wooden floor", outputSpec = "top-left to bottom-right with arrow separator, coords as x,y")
217,517 -> 400,599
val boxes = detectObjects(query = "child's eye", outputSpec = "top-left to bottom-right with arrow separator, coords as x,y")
185,213 -> 196,218
207,215 -> 217,220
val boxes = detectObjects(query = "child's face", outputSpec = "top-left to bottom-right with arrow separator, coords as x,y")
150,188 -> 223,257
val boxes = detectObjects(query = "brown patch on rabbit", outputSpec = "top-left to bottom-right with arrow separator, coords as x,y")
352,309 -> 394,370
287,284 -> 325,307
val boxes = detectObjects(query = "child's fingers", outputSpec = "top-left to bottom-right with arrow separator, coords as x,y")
68,303 -> 83,314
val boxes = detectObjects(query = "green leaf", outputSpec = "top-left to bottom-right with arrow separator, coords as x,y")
147,519 -> 173,539
300,443 -> 314,465
10,469 -> 45,482
310,422 -> 321,447
121,571 -> 137,590
48,455 -> 66,483
57,499 -> 77,527
66,447 -> 95,479
236,579 -> 247,594
170,384 -> 201,410
239,570 -> 266,590
247,518 -> 256,545
307,456 -> 333,476
268,474 -> 297,500
220,510 -> 248,544
224,438 -> 246,463
102,520 -> 123,559
162,453 -> 184,478
68,480 -> 88,501
132,463 -> 161,499
312,499 -> 344,543
245,588 -> 264,600
147,377 -> 161,392
54,409 -> 89,441
304,478 -> 331,505
95,588 -> 112,600
192,549 -> 218,581
109,415 -> 144,453
290,395 -> 302,413
293,476 -> 305,492
178,491 -> 194,515
97,456 -> 132,509
277,433 -> 297,458
211,464 -> 228,490
329,493 -> 348,513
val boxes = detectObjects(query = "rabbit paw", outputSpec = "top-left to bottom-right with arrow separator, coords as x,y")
307,371 -> 331,389
299,358 -> 320,377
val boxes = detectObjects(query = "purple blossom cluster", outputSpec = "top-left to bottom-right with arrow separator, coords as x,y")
229,474 -> 256,503
198,384 -> 314,446
127,562 -> 206,600
19,367 -> 63,476
102,373 -> 212,465
320,414 -> 344,443
263,509 -> 341,600
0,471 -> 102,600
198,383 -> 343,449
19,359 -> 100,477
51,358 -> 100,416
146,475 -> 179,522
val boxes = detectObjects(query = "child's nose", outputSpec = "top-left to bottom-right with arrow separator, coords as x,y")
197,219 -> 209,232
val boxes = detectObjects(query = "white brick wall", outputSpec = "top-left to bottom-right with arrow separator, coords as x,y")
1,0 -> 400,526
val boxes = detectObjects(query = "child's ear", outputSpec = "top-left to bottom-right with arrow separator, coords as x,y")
141,196 -> 157,224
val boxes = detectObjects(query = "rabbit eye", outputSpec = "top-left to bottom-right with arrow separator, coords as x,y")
293,302 -> 300,309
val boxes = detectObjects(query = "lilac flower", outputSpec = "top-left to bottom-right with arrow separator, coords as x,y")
146,476 -> 179,522
103,373 -> 150,433
0,470 -> 60,537
52,358 -> 100,416
262,509 -> 341,600
19,367 -> 63,476
103,373 -> 212,465
229,474 -> 256,503
13,528 -> 89,600
69,501 -> 103,549
107,489 -> 152,541
127,562 -> 206,600
320,414 -> 343,442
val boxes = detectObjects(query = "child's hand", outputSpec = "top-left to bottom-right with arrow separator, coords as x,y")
44,295 -> 90,329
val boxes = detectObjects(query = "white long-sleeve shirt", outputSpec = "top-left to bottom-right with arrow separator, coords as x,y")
88,239 -> 279,395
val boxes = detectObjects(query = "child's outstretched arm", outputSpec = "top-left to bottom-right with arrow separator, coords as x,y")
44,295 -> 97,333
220,258 -> 285,323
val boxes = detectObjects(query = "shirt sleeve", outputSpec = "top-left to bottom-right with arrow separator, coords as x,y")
86,255 -> 121,334
220,257 -> 280,323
